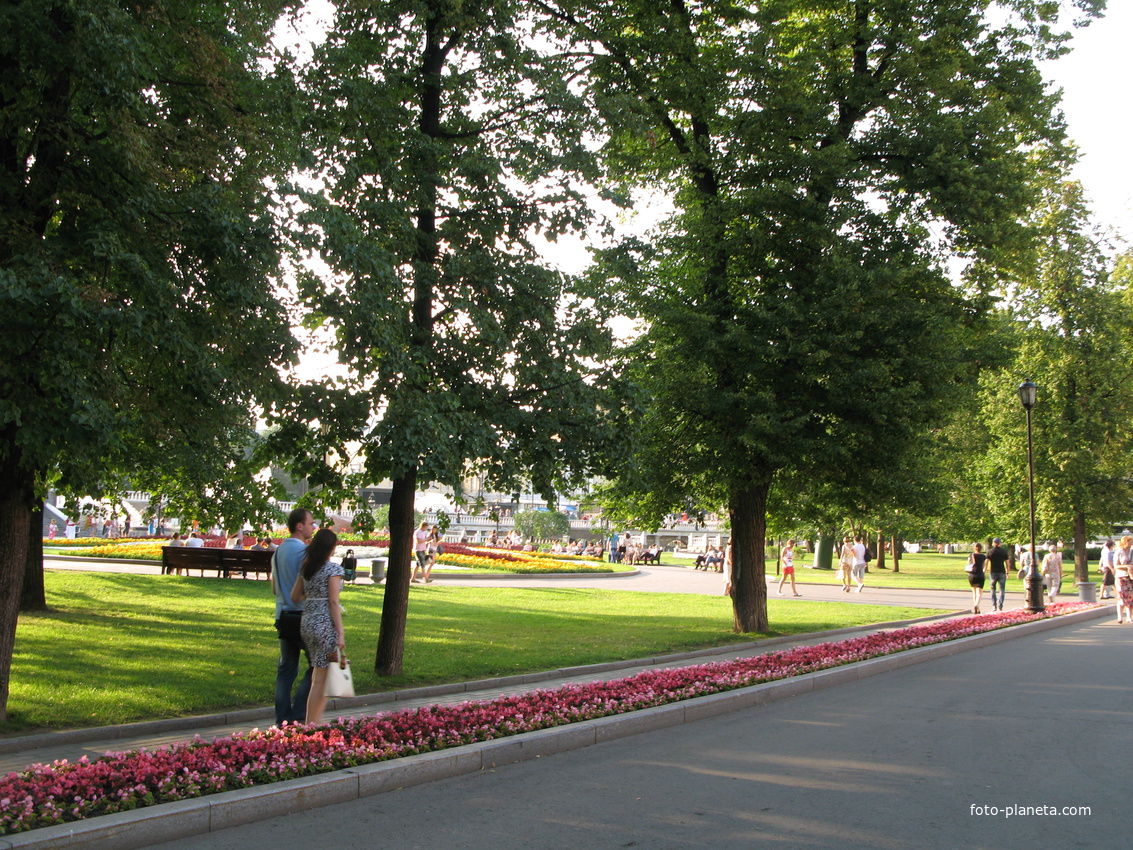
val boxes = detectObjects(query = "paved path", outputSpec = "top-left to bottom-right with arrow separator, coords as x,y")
145,614 -> 1128,850
45,556 -> 986,608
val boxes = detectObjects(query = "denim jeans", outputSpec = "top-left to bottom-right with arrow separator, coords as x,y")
990,573 -> 1007,610
275,614 -> 312,724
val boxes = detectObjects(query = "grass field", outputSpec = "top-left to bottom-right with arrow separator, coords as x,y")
6,571 -> 936,734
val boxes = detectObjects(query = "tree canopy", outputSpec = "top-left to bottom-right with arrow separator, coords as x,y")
949,181 -> 1133,577
543,0 -> 1098,630
0,0 -> 300,720
276,0 -> 632,674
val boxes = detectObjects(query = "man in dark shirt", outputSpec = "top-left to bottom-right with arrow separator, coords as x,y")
988,537 -> 1010,612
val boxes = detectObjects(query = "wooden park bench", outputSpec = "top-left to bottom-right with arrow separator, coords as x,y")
161,546 -> 273,579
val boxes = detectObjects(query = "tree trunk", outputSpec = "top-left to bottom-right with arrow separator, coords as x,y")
875,530 -> 887,570
374,468 -> 417,676
21,504 -> 46,611
891,533 -> 901,573
0,446 -> 36,721
373,10 -> 448,678
1073,509 -> 1088,583
729,481 -> 769,633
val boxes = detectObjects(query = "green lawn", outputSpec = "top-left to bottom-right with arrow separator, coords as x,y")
6,571 -> 935,734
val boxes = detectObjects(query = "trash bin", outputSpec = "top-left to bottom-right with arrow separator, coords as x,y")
371,557 -> 387,583
1077,581 -> 1097,603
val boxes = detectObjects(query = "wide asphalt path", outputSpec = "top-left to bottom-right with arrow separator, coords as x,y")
145,613 -> 1128,850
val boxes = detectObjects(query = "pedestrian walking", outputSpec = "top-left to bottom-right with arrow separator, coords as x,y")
777,539 -> 800,597
1115,536 -> 1133,623
1042,542 -> 1063,602
966,542 -> 988,614
412,520 -> 430,583
987,538 -> 1010,612
1100,539 -> 1116,599
838,536 -> 854,593
722,538 -> 733,596
851,535 -> 867,592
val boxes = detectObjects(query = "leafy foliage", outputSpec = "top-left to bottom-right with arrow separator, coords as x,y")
956,183 -> 1133,568
271,0 -> 633,674
0,0 -> 301,718
513,509 -> 573,541
541,0 -> 1096,630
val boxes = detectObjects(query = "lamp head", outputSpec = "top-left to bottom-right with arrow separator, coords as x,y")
1018,380 -> 1037,410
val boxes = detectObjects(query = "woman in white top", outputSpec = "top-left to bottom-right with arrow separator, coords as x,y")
777,539 -> 800,597
1041,543 -> 1063,602
1114,536 -> 1133,623
422,524 -> 441,583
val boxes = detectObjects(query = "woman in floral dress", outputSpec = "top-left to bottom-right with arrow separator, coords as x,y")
291,528 -> 345,724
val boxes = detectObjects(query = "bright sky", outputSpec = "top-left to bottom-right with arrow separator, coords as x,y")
1042,2 -> 1133,244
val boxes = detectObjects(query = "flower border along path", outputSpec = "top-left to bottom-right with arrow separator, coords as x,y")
0,602 -> 1103,848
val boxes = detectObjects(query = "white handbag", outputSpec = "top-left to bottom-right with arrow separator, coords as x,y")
325,652 -> 355,698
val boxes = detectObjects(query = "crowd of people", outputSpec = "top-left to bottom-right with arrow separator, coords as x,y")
962,536 -> 1132,616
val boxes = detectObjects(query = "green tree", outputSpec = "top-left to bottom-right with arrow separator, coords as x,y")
0,0 -> 299,720
547,0 -> 1095,631
972,183 -> 1133,581
514,510 -> 573,541
280,0 -> 630,675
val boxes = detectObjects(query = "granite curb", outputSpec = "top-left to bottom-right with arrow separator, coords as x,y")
0,605 -> 1105,850
0,612 -> 951,757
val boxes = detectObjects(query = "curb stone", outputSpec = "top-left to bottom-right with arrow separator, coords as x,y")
0,605 -> 1106,850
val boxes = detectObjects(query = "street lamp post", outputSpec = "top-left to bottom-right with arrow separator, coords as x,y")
1018,381 -> 1045,613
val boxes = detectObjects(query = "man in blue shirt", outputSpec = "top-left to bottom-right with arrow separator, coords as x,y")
274,507 -> 316,724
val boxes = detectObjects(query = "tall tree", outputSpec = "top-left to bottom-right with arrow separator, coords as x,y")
545,0 -> 1096,631
0,0 -> 300,720
972,183 -> 1133,580
283,0 -> 630,675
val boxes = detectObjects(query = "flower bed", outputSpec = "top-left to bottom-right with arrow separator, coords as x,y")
436,546 -> 613,573
0,602 -> 1095,835
73,542 -> 167,560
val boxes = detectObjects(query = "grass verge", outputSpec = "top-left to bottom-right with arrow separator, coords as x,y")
7,571 -> 936,734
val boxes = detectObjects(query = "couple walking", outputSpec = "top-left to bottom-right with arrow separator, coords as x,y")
965,538 -> 1011,614
838,535 -> 868,593
273,508 -> 347,727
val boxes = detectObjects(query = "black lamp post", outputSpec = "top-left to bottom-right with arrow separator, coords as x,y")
1018,380 -> 1045,613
